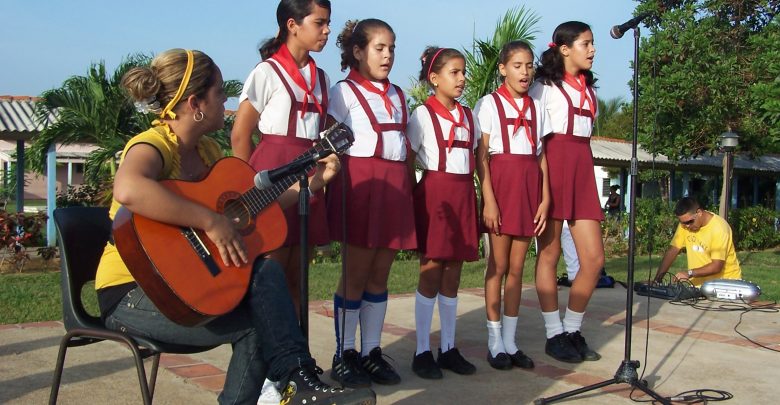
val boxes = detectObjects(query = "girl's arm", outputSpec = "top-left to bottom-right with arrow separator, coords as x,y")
114,144 -> 248,267
230,100 -> 260,161
534,146 -> 551,236
476,132 -> 500,234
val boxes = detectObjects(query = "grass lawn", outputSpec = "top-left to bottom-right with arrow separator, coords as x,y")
1,249 -> 777,325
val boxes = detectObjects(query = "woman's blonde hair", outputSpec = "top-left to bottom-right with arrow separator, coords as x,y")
121,48 -> 218,115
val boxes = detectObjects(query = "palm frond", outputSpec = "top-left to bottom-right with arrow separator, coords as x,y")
28,56 -> 149,179
463,6 -> 541,107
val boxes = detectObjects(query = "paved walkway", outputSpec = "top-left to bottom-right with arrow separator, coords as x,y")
2,286 -> 779,404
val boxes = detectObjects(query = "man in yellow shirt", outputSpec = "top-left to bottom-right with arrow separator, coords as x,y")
653,197 -> 742,286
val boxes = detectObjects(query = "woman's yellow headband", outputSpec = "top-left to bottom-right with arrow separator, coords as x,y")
160,49 -> 194,119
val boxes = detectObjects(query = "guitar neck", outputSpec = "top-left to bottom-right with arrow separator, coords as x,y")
240,142 -> 328,217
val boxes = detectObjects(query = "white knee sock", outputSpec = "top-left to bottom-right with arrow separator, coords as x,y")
359,290 -> 388,355
487,320 -> 505,356
415,291 -> 436,355
542,310 -> 564,339
502,315 -> 519,354
563,307 -> 584,333
438,294 -> 458,352
334,295 -> 361,355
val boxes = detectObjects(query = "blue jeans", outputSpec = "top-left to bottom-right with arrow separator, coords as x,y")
104,258 -> 313,405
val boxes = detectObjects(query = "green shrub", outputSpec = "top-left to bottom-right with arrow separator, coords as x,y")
729,206 -> 780,250
56,183 -> 107,207
628,198 -> 677,255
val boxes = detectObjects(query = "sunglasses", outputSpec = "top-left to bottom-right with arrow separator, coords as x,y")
680,212 -> 699,227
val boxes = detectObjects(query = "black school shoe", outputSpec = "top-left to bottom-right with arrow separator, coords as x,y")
545,332 -> 583,363
508,350 -> 535,369
281,365 -> 376,405
568,331 -> 602,361
437,347 -> 476,375
412,350 -> 443,379
331,349 -> 372,388
486,350 -> 513,370
361,347 -> 401,385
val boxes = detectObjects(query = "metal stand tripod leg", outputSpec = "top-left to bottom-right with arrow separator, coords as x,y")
534,360 -> 671,404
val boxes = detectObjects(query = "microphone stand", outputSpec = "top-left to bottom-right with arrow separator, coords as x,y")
535,26 -> 671,405
298,175 -> 310,340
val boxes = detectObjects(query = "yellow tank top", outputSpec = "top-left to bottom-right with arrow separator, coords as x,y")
95,122 -> 223,289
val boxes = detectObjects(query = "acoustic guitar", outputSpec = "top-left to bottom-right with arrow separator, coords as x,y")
112,123 -> 354,326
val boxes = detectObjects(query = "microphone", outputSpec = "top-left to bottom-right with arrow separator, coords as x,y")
254,149 -> 332,190
610,12 -> 652,39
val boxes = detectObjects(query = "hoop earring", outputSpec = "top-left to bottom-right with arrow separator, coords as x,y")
193,111 -> 205,122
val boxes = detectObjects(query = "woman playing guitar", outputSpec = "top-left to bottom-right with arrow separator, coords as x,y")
95,48 -> 374,405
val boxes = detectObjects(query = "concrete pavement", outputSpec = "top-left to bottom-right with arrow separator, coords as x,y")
2,286 -> 779,404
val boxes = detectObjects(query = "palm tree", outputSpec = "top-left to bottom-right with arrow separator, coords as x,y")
29,55 -> 243,185
463,6 -> 541,108
30,54 -> 151,185
594,96 -> 628,138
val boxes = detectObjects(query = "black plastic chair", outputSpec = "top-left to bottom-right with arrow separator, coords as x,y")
49,206 -> 218,405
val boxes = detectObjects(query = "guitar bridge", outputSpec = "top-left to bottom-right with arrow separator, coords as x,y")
180,227 -> 221,277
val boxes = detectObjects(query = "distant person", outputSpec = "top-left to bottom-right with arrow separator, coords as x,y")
605,185 -> 621,217
652,197 -> 742,286
557,221 -> 581,282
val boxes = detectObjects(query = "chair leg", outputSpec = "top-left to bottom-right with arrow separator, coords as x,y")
48,336 -> 72,405
148,353 -> 161,400
126,343 -> 154,405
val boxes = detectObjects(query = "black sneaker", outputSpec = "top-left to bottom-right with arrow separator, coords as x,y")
486,351 -> 512,370
545,332 -> 583,363
361,347 -> 401,385
437,348 -> 476,375
281,366 -> 376,405
411,350 -> 442,379
508,350 -> 535,369
331,349 -> 371,388
568,331 -> 602,361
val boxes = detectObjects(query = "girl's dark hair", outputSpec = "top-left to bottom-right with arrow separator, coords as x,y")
536,21 -> 596,87
499,40 -> 533,65
336,18 -> 395,71
418,46 -> 464,85
258,0 -> 332,60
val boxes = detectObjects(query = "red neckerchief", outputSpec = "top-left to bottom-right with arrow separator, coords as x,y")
563,72 -> 594,113
496,84 -> 534,150
347,69 -> 395,116
270,44 -> 323,118
425,96 -> 467,152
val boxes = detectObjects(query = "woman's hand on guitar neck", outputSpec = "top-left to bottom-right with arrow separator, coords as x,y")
204,212 -> 248,267
310,154 -> 342,192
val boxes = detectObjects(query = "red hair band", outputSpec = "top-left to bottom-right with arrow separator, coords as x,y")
548,42 -> 557,48
426,48 -> 446,81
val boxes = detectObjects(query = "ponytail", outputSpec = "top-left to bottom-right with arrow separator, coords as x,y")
259,36 -> 284,61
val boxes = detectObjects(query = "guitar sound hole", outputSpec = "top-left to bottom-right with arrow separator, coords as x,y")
222,199 -> 252,230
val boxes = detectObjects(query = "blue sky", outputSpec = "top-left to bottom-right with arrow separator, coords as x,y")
1,0 -> 639,109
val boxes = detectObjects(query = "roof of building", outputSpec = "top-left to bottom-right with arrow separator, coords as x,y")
0,96 -> 58,138
0,140 -> 96,162
591,137 -> 780,175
